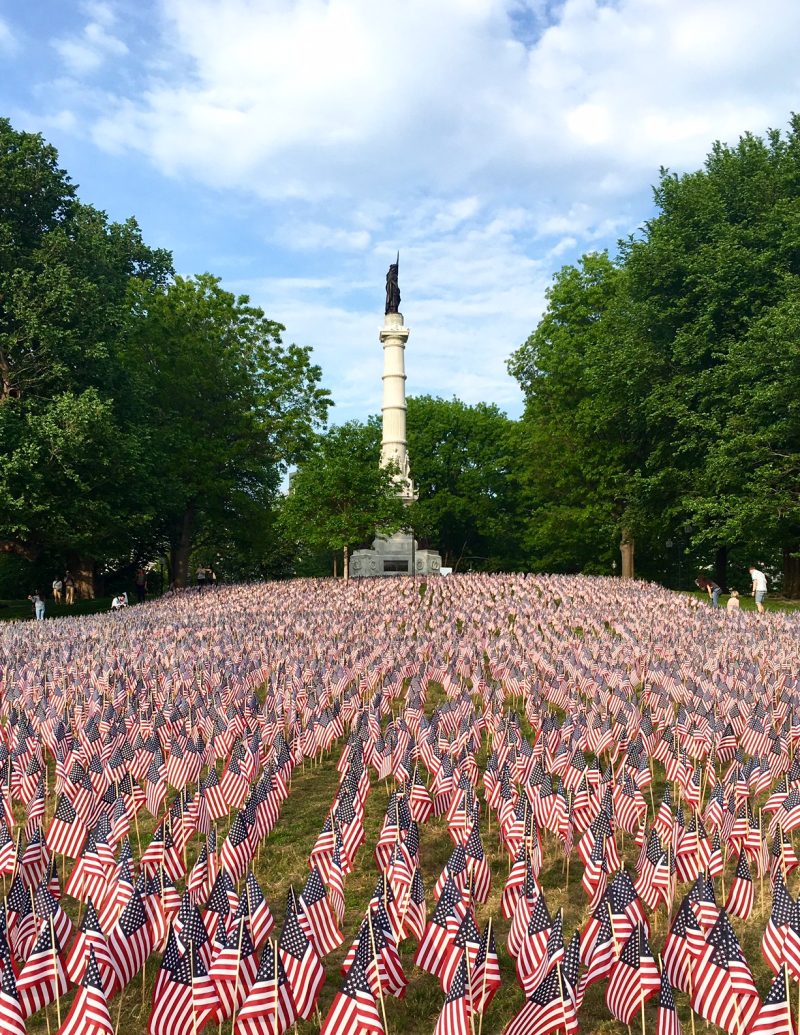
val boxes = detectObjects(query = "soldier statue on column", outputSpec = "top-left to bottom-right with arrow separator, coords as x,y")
385,254 -> 400,314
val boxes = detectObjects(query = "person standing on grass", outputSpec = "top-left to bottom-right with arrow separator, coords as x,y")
28,591 -> 45,620
52,576 -> 63,604
135,567 -> 147,604
64,570 -> 75,605
749,566 -> 768,613
726,590 -> 741,610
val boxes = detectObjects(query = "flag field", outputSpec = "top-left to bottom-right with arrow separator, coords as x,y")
1,573 -> 799,1035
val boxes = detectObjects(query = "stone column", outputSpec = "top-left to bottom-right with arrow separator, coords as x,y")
380,311 -> 417,503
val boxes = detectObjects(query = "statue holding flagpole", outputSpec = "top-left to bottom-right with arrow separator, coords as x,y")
385,253 -> 400,314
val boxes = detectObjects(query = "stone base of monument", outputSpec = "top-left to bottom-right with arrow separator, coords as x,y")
349,530 -> 442,578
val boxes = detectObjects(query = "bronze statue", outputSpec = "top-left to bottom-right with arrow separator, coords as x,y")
385,254 -> 400,314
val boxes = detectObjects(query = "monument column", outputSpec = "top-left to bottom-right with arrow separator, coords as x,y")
380,311 -> 416,503
348,258 -> 441,578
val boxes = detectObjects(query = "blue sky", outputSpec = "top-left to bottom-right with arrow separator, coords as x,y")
2,0 -> 800,423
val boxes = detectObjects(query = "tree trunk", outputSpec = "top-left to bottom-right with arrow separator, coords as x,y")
343,545 -> 350,583
171,502 -> 196,588
69,554 -> 96,599
714,546 -> 728,593
620,532 -> 635,579
0,540 -> 39,561
783,545 -> 800,599
333,553 -> 337,579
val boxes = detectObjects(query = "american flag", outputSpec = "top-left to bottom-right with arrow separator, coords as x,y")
56,945 -> 114,1035
690,909 -> 759,1033
278,888 -> 325,1020
148,926 -> 194,1035
516,893 -> 554,994
505,962 -> 578,1035
235,937 -> 297,1035
415,875 -> 464,978
763,874 -> 795,975
298,865 -> 342,957
725,846 -> 755,920
433,954 -> 471,1035
655,966 -> 682,1035
45,790 -> 86,856
471,919 -> 501,1014
606,923 -> 660,1026
319,936 -> 384,1035
0,959 -> 26,1035
210,918 -> 259,1021
233,871 -> 274,948
105,887 -> 152,995
16,919 -> 69,1019
64,898 -> 114,993
748,963 -> 796,1035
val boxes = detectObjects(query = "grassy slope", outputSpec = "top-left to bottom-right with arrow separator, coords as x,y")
684,589 -> 800,612
0,597 -> 116,622
21,685 -> 786,1033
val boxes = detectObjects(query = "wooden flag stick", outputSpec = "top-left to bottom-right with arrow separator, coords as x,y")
476,917 -> 492,1035
759,809 -> 765,915
273,938 -> 280,1035
190,942 -> 199,1035
227,914 -> 243,1035
367,908 -> 388,1035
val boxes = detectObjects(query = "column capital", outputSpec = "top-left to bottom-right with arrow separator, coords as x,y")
380,325 -> 410,345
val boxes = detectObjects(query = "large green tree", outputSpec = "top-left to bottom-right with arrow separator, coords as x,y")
123,274 -> 331,587
510,117 -> 800,592
508,253 -> 654,574
621,120 -> 800,590
0,118 -> 172,592
403,395 -> 523,570
279,420 -> 406,578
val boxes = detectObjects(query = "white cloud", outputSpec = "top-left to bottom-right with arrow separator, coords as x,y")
88,0 -> 800,218
52,0 -> 128,75
36,0 -> 800,418
0,14 -> 15,51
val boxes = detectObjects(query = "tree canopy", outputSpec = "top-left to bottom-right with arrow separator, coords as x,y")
0,119 -> 329,593
279,420 -> 406,577
405,395 -> 523,571
123,274 -> 330,586
509,116 -> 800,594
2,113 -> 799,597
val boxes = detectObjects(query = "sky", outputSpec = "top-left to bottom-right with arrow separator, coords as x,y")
2,0 -> 800,423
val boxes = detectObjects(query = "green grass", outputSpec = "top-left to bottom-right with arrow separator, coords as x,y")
0,596 -> 118,622
15,676 -> 794,1035
684,589 -> 800,612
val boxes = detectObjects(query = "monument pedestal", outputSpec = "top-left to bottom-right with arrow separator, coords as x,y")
350,530 -> 441,578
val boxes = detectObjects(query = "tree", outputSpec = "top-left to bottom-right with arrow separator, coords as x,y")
682,293 -> 800,595
279,421 -> 406,578
510,116 -> 800,592
508,253 -> 653,575
0,118 -> 173,593
621,119 -> 800,591
123,274 -> 331,587
402,395 -> 523,571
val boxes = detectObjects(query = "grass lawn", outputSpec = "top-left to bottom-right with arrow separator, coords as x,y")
0,596 -> 126,621
685,589 -> 800,612
6,583 -> 798,1033
18,679 -> 779,1035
